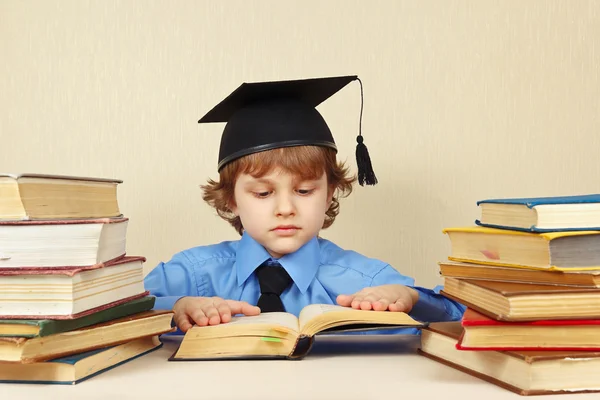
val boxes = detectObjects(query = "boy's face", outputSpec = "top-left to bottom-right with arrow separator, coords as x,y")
231,168 -> 332,258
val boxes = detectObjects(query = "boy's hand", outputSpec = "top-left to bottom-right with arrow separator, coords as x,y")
336,284 -> 419,312
173,296 -> 260,332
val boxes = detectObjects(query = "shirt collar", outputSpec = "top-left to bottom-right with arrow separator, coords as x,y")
236,232 -> 271,287
236,232 -> 321,294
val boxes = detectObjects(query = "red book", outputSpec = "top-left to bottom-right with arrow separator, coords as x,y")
420,322 -> 600,395
457,308 -> 600,351
0,256 -> 148,319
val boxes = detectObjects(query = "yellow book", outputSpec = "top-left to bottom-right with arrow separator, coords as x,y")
0,336 -> 162,385
170,304 -> 423,361
438,260 -> 600,288
443,226 -> 600,271
441,277 -> 600,321
0,173 -> 122,220
419,322 -> 600,395
0,310 -> 174,363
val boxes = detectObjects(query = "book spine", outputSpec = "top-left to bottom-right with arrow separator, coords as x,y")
287,335 -> 314,360
38,296 -> 156,336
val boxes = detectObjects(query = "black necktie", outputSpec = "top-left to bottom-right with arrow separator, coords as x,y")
255,261 -> 292,313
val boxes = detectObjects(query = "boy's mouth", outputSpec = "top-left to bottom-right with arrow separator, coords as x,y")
272,225 -> 300,235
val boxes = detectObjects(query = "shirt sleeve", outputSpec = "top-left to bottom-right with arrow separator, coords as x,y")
144,252 -> 202,311
409,285 -> 466,322
370,265 -> 466,322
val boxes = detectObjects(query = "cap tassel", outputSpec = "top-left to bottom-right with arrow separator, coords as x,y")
356,135 -> 377,186
355,78 -> 377,186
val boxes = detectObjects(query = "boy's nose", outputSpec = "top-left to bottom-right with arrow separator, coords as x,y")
275,193 -> 296,216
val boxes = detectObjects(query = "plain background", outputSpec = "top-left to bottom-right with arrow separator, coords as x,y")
2,1 -> 599,289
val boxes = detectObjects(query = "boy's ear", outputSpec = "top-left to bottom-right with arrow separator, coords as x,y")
327,186 -> 335,206
229,200 -> 238,216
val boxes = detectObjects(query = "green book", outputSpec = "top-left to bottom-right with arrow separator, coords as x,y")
0,296 -> 155,338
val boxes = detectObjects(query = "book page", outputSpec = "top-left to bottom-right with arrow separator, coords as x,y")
298,304 -> 421,335
225,312 -> 300,332
298,304 -> 350,331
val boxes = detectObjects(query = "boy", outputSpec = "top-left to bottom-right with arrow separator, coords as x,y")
144,75 -> 465,332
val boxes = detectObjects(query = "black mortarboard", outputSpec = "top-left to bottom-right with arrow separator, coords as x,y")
198,75 -> 377,186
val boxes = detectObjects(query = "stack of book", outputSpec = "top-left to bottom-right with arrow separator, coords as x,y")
419,194 -> 600,395
0,173 -> 174,384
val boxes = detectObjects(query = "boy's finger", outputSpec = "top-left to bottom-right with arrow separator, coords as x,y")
389,298 -> 411,312
361,293 -> 380,303
204,306 -> 222,325
372,298 -> 390,311
189,309 -> 209,326
336,294 -> 353,306
359,300 -> 373,310
240,302 -> 261,316
216,302 -> 233,323
350,295 -> 364,309
175,313 -> 194,332
225,300 -> 260,316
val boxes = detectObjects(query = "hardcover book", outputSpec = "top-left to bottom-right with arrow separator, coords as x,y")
0,173 -> 122,221
419,322 -> 600,396
476,194 -> 600,232
457,308 -> 600,350
438,260 -> 600,288
0,336 -> 162,384
443,226 -> 600,271
0,218 -> 128,268
0,296 -> 155,337
0,256 -> 147,318
0,310 -> 174,363
441,277 -> 600,321
170,304 -> 423,361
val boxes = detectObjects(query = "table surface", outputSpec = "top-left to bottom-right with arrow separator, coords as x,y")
0,334 -> 598,400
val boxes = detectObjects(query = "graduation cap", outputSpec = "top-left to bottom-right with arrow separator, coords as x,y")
198,75 -> 377,186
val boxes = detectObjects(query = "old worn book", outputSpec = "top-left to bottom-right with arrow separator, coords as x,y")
476,194 -> 600,232
441,277 -> 600,321
439,260 -> 600,288
0,296 -> 155,337
0,310 -> 174,363
0,173 -> 122,221
0,335 -> 162,384
457,308 -> 600,350
443,226 -> 600,270
171,304 -> 423,361
0,218 -> 128,268
0,256 -> 146,318
419,322 -> 600,395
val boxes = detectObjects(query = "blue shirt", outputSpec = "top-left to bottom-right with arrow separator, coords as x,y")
144,233 -> 465,334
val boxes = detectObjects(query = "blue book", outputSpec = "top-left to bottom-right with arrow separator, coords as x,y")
0,336 -> 161,385
475,194 -> 600,232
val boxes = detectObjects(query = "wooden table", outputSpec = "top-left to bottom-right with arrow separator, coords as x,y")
0,335 -> 597,399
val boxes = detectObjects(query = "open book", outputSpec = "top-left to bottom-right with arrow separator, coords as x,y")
170,304 -> 424,361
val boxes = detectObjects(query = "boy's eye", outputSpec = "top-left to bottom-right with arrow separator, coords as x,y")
253,191 -> 272,198
296,189 -> 314,195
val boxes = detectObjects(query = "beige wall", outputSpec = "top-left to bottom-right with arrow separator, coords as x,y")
2,1 -> 599,288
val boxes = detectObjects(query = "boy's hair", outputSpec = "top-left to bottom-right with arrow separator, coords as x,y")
202,146 -> 355,235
